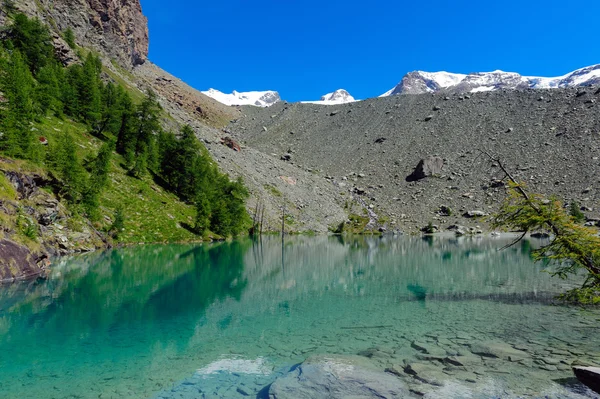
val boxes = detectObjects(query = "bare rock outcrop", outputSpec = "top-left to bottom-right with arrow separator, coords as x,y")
8,0 -> 148,67
0,239 -> 48,282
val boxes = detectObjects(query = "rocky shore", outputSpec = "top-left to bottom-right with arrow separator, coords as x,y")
0,165 -> 107,282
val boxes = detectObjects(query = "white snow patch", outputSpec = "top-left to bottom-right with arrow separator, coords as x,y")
417,71 -> 467,88
196,356 -> 272,375
470,86 -> 495,92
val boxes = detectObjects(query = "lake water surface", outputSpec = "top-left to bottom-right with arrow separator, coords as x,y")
1,236 -> 599,398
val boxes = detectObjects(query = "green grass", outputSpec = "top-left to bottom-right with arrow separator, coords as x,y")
26,116 -> 202,244
102,65 -> 145,103
0,173 -> 17,201
264,184 -> 282,197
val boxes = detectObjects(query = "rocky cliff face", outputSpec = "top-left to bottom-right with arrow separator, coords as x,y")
6,0 -> 148,67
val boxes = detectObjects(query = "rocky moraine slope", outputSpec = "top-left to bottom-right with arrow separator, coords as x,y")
224,87 -> 600,234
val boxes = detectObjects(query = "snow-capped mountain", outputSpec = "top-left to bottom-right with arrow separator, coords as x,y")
303,89 -> 356,105
381,64 -> 600,96
201,89 -> 280,107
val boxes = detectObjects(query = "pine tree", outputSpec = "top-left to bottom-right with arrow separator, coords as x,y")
62,64 -> 83,117
34,62 -> 63,115
109,206 -> 125,239
52,132 -> 87,203
194,191 -> 211,235
115,90 -> 135,156
63,27 -> 76,49
83,140 -> 113,220
79,53 -> 102,125
8,14 -> 55,74
129,90 -> 161,176
97,82 -> 123,136
0,50 -> 35,158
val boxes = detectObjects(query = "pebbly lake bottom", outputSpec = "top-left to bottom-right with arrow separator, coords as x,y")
0,236 -> 599,399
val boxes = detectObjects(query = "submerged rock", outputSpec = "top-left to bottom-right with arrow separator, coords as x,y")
268,355 -> 413,398
469,341 -> 529,362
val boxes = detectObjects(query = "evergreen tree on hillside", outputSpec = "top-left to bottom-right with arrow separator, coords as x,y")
0,49 -> 35,158
51,132 -> 87,203
175,125 -> 202,200
129,90 -> 161,176
79,53 -> 103,125
8,13 -> 55,74
83,140 -> 114,220
35,62 -> 63,115
210,176 -> 250,236
62,27 -> 76,49
97,83 -> 131,137
62,64 -> 83,116
194,191 -> 211,235
115,91 -> 135,155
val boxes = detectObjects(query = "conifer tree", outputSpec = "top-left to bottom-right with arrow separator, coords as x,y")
79,53 -> 102,125
129,90 -> 161,175
35,62 -> 63,115
8,13 -> 55,74
63,27 -> 76,49
194,192 -> 211,234
52,132 -> 87,203
83,140 -> 114,220
0,50 -> 35,158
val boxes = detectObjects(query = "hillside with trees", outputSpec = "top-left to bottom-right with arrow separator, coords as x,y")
0,11 -> 251,280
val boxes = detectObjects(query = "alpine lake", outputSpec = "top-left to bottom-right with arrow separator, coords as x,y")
1,235 -> 599,399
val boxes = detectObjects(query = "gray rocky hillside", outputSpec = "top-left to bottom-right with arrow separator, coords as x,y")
224,87 -> 600,234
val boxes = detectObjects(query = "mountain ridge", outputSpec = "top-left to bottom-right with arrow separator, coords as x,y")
382,64 -> 600,96
198,65 -> 600,107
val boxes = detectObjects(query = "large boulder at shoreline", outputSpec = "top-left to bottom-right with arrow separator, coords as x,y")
0,239 -> 48,282
573,366 -> 600,394
268,355 -> 413,398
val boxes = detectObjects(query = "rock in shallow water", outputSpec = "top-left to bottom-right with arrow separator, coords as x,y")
268,355 -> 414,398
469,341 -> 529,362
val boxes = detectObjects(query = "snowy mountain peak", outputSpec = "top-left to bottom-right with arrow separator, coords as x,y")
320,89 -> 355,103
302,89 -> 356,105
381,64 -> 600,96
201,89 -> 280,107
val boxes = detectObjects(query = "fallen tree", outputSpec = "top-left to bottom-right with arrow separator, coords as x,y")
485,151 -> 600,305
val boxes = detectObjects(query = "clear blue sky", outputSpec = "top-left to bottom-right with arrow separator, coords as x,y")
140,0 -> 600,102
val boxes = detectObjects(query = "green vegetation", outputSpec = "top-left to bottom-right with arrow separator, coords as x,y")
0,173 -> 17,200
423,221 -> 436,235
492,181 -> 600,305
0,13 -> 251,244
62,27 -> 76,49
569,201 -> 585,224
264,184 -> 282,197
333,213 -> 370,235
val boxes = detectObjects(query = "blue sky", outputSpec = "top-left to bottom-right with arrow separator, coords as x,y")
141,0 -> 600,102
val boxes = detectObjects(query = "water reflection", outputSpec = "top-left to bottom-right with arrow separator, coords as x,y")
0,236 -> 591,399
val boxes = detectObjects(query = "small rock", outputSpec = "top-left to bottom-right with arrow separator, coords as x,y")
464,210 -> 487,218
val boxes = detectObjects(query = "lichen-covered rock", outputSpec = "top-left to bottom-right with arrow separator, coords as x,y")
0,239 -> 48,282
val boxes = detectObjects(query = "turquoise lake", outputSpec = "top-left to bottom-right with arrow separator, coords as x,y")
1,236 -> 599,398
